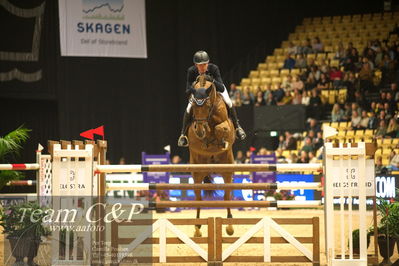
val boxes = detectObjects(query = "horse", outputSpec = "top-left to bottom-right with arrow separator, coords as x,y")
187,74 -> 236,237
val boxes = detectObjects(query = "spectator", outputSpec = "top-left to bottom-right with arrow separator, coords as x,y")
301,90 -> 310,106
278,91 -> 293,105
386,118 -> 398,138
342,102 -> 352,121
307,118 -> 321,133
295,53 -> 307,69
273,83 -> 285,102
319,59 -> 330,74
351,110 -> 361,129
359,110 -> 370,129
298,39 -> 313,55
283,53 -> 296,70
335,42 -> 347,62
277,135 -> 286,150
242,90 -> 253,106
313,131 -> 324,151
287,153 -> 298,164
358,61 -> 374,92
301,137 -> 314,153
354,90 -> 369,111
316,72 -> 330,90
308,89 -> 322,120
292,75 -> 305,92
375,120 -> 387,139
119,157 -> 126,164
375,156 -> 387,174
233,91 -> 243,107
254,91 -> 265,106
171,155 -> 182,164
292,89 -> 302,104
282,75 -> 293,92
367,111 -> 378,129
229,83 -> 242,99
311,37 -> 324,53
331,103 -> 344,122
265,90 -> 277,105
287,41 -> 299,55
284,131 -> 297,150
234,150 -> 245,164
390,151 -> 399,170
329,66 -> 343,88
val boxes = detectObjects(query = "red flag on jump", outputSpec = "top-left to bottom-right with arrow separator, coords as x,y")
80,129 -> 94,140
92,125 -> 105,140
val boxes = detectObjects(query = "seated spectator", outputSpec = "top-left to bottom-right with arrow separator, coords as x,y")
367,111 -> 378,129
171,155 -> 183,164
358,61 -> 374,92
351,110 -> 362,129
386,118 -> 398,138
287,153 -> 298,164
375,120 -> 387,139
305,75 -> 317,91
301,90 -> 310,106
311,37 -> 324,53
282,75 -> 293,92
265,91 -> 277,106
233,91 -> 243,106
278,91 -> 293,105
385,91 -> 396,114
354,90 -> 369,111
308,65 -> 321,81
273,83 -> 285,102
292,89 -> 302,104
275,148 -> 287,163
234,150 -> 245,164
359,110 -> 370,129
297,150 -> 309,163
291,75 -> 305,92
242,90 -> 254,106
316,73 -> 330,90
254,91 -> 265,106
307,118 -> 321,134
308,89 -> 322,120
331,103 -> 344,122
301,137 -> 314,153
342,102 -> 352,121
283,53 -> 296,70
313,131 -> 324,151
343,71 -> 358,102
277,135 -> 285,150
298,39 -> 313,55
295,53 -> 307,69
287,41 -> 299,55
319,59 -> 330,74
335,42 -> 347,62
229,83 -> 242,99
284,131 -> 297,150
383,102 -> 394,120
329,66 -> 343,88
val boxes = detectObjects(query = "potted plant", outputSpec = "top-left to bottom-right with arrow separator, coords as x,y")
0,201 -> 50,266
0,126 -> 30,190
376,198 -> 399,265
351,228 -> 371,254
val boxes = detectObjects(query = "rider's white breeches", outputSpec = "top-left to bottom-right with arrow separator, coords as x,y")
186,85 -> 232,113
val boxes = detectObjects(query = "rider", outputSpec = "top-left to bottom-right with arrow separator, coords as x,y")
177,50 -> 246,147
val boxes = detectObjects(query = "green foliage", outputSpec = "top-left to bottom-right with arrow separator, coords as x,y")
377,199 -> 399,238
0,126 -> 30,190
0,201 -> 51,238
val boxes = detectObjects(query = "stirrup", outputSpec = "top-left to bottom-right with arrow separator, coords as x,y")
178,135 -> 189,147
236,127 -> 246,140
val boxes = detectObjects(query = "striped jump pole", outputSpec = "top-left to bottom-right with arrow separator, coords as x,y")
106,182 -> 323,191
6,180 -> 37,186
144,200 -> 322,209
0,163 -> 40,170
96,163 -> 322,173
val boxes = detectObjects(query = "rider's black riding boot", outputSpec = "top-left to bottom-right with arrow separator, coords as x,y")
229,106 -> 246,140
178,112 -> 191,147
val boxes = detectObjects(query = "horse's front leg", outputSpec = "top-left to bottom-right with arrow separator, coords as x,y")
193,172 -> 203,237
222,172 -> 234,235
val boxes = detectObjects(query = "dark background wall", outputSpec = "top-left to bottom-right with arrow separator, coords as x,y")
0,0 -> 383,164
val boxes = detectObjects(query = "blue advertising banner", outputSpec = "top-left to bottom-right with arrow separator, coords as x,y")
251,154 -> 276,183
141,152 -> 170,183
276,174 -> 315,200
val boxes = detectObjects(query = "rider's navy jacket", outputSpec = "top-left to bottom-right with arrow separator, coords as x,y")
185,63 -> 225,95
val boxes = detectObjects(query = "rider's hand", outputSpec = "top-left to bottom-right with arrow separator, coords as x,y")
204,74 -> 214,82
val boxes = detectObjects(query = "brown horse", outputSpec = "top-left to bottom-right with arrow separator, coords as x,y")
188,74 -> 235,237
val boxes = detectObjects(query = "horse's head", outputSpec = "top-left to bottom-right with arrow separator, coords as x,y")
190,74 -> 216,139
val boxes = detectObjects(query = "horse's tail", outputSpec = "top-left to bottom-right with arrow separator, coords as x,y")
203,175 -> 215,198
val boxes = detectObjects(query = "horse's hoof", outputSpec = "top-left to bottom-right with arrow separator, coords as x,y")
226,224 -> 234,235
194,226 -> 202,237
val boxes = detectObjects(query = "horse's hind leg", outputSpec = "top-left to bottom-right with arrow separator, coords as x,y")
222,172 -> 234,235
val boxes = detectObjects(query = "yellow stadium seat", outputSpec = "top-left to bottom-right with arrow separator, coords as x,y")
270,69 -> 279,77
382,148 -> 392,156
249,70 -> 259,78
382,138 -> 393,148
346,130 -> 355,137
330,122 -> 339,129
274,48 -> 284,56
258,63 -> 267,70
338,122 -> 350,130
259,70 -> 270,77
272,77 -> 282,84
251,78 -> 261,86
261,77 -> 271,85
392,138 -> 399,147
355,130 -> 364,137
241,78 -> 251,86
375,148 -> 382,157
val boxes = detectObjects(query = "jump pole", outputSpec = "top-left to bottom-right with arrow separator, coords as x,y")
106,182 -> 323,191
144,200 -> 322,208
96,163 -> 322,173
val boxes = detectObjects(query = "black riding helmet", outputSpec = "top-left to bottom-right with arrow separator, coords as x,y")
193,51 -> 210,64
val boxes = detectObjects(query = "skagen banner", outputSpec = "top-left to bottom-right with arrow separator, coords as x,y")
58,0 -> 147,58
